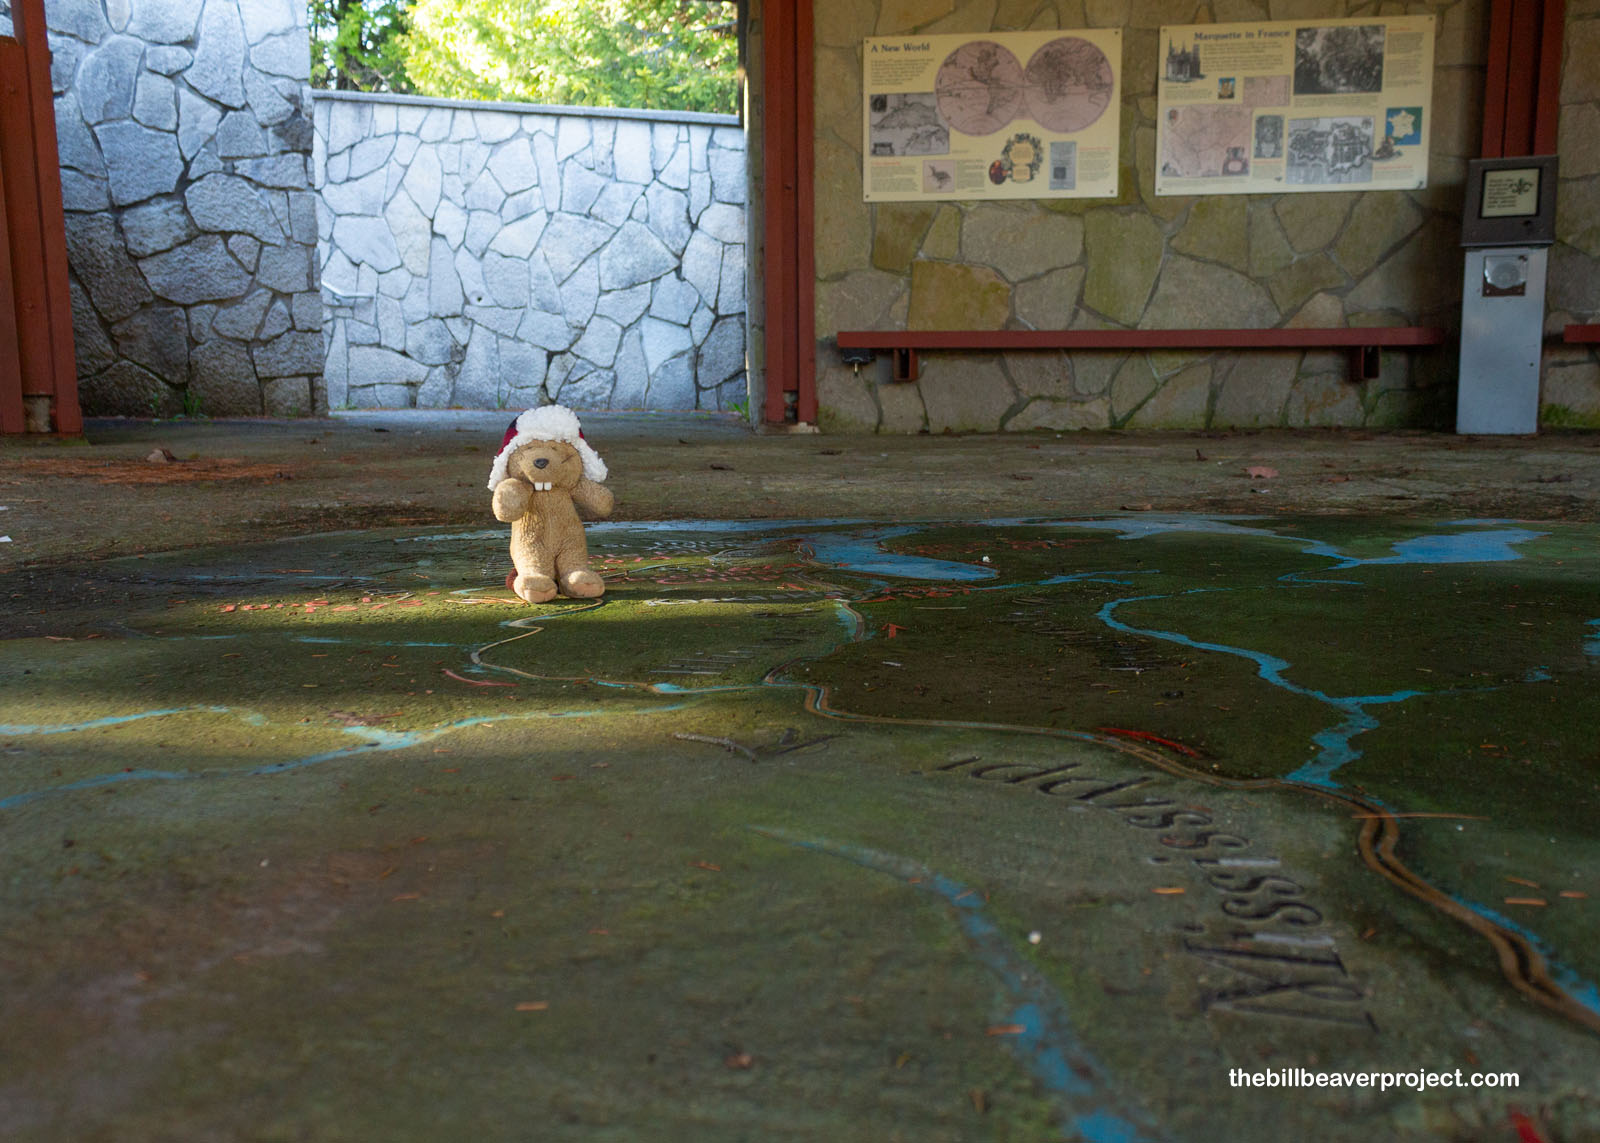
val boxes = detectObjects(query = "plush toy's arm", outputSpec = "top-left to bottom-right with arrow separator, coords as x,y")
492,478 -> 533,522
572,477 -> 614,519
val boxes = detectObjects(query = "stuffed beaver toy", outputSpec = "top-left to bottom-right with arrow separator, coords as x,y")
488,405 -> 614,603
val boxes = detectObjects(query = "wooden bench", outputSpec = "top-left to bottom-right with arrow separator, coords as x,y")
1563,324 -> 1600,344
835,327 -> 1449,384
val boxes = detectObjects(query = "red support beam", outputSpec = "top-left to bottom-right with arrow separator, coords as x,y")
1482,0 -> 1566,160
14,0 -> 81,432
761,0 -> 794,423
793,0 -> 815,425
1502,0 -> 1541,156
759,0 -> 814,425
1533,0 -> 1566,154
0,34 -> 54,410
0,134 -> 25,434
1481,0 -> 1514,157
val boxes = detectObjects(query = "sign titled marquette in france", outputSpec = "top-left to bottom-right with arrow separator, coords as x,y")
862,30 -> 1122,202
1155,16 -> 1434,195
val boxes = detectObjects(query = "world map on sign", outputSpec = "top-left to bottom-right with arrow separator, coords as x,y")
935,41 -> 1026,136
864,29 -> 1122,200
1023,37 -> 1115,134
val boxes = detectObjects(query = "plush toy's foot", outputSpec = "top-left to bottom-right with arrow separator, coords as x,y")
560,568 -> 605,598
513,572 -> 558,603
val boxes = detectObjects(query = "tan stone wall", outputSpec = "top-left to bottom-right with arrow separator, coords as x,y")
1547,0 -> 1600,427
811,0 -> 1600,432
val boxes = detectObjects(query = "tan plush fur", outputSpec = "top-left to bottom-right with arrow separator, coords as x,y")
491,438 -> 615,603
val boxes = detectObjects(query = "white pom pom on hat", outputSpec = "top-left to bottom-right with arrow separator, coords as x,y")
487,404 -> 608,490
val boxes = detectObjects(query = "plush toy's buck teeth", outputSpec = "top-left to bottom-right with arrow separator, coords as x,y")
533,481 -> 552,491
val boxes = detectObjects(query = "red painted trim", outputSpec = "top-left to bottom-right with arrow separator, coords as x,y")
793,0 -> 816,425
1563,324 -> 1600,344
1502,0 -> 1541,156
1481,0 -> 1513,157
836,327 -> 1448,350
1533,0 -> 1566,155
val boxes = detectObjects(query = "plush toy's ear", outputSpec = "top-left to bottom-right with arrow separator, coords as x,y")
570,436 -> 608,484
488,418 -> 522,490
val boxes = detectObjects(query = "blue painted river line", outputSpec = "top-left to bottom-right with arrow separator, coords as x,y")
1094,589 -> 1430,793
752,827 -> 1159,1143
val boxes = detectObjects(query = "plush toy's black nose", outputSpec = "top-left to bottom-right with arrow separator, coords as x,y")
534,458 -> 549,469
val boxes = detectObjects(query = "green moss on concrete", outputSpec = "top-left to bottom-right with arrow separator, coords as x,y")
1541,403 -> 1600,429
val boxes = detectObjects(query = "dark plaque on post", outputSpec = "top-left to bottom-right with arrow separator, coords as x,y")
1460,155 -> 1559,247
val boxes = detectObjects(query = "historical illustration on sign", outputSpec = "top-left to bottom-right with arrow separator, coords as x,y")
863,30 -> 1122,202
1293,24 -> 1385,94
1156,16 -> 1433,195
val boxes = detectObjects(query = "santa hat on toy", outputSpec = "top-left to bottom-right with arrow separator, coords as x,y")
487,404 -> 607,490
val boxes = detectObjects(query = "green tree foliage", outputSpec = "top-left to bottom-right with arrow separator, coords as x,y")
400,0 -> 740,114
310,0 -> 415,92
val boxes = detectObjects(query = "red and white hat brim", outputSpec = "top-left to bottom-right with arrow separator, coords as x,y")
487,405 -> 607,490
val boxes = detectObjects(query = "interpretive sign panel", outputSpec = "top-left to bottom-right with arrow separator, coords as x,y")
862,30 -> 1122,202
1155,16 -> 1434,196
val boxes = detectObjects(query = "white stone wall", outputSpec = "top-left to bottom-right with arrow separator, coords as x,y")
313,92 -> 749,413
46,0 -> 322,417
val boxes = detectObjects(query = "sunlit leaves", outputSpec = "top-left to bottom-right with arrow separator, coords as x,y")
398,0 -> 740,113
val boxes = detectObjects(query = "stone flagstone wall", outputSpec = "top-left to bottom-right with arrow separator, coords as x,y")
810,0 -> 1600,433
313,91 -> 750,412
1546,2 -> 1600,427
42,0 -> 322,417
